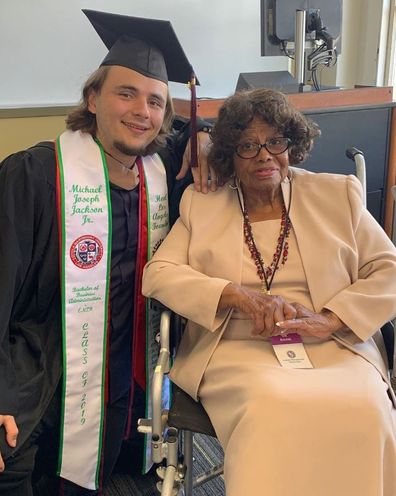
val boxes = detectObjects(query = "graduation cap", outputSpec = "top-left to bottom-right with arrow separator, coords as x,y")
83,9 -> 199,167
82,9 -> 198,86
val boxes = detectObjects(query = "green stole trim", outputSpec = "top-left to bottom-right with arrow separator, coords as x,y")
55,130 -> 111,489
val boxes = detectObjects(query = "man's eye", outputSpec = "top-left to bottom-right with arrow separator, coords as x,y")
149,99 -> 163,108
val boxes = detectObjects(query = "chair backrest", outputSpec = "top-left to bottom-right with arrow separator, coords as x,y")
346,148 -> 394,370
381,321 -> 395,370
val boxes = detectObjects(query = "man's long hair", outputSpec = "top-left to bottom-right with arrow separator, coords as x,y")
66,66 -> 174,155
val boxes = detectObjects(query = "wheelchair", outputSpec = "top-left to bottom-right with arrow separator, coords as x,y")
138,148 -> 396,496
138,308 -> 224,496
138,306 -> 394,496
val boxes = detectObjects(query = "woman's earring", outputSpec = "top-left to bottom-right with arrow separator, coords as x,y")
229,175 -> 238,190
282,169 -> 294,183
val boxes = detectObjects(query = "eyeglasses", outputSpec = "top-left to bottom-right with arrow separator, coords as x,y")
235,137 -> 291,159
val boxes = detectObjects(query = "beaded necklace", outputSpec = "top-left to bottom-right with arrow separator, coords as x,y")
237,183 -> 292,295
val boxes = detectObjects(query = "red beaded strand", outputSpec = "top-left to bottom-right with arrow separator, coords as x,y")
242,206 -> 291,294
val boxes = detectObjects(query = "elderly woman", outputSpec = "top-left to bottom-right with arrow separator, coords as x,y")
142,89 -> 396,496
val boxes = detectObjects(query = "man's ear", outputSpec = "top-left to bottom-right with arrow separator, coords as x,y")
87,90 -> 97,114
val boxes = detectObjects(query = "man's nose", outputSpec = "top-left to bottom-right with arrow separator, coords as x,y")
132,97 -> 150,118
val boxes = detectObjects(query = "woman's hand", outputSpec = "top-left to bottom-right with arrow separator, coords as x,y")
218,283 -> 297,336
276,303 -> 348,338
0,414 -> 18,472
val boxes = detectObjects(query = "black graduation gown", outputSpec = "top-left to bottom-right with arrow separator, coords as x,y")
0,130 -> 193,460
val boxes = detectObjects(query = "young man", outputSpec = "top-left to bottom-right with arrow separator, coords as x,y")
0,9 -> 211,495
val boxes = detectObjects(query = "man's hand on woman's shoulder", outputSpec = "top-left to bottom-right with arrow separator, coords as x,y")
176,131 -> 218,193
0,415 -> 18,473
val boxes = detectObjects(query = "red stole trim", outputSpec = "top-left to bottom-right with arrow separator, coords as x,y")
125,158 -> 148,437
133,157 -> 149,390
54,140 -> 63,276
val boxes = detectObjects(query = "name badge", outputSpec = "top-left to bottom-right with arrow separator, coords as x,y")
270,333 -> 313,369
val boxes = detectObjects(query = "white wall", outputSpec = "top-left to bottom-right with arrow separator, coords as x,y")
0,0 -> 387,108
334,0 -> 389,88
0,0 -> 288,107
332,0 -> 362,87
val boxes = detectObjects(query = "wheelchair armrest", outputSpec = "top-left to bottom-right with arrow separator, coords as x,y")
150,298 -> 168,312
151,309 -> 171,441
168,384 -> 217,438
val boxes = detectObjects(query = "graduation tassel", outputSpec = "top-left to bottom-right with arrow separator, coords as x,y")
189,73 -> 198,167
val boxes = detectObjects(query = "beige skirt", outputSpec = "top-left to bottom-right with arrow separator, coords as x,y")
199,324 -> 396,496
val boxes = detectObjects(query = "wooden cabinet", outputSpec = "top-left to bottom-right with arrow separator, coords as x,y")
174,87 -> 396,234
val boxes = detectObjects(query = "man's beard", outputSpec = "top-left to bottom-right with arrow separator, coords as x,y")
113,140 -> 148,157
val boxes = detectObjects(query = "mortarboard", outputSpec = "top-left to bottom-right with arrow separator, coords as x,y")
83,9 -> 199,167
82,9 -> 198,86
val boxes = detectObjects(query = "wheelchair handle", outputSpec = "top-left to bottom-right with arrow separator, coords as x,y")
345,147 -> 367,208
345,147 -> 363,161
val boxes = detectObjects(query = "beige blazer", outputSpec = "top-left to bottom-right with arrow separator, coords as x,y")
142,168 -> 396,404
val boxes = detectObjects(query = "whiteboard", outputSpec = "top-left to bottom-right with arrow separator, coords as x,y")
0,0 -> 287,108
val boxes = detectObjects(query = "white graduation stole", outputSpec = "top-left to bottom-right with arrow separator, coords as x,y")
55,130 -> 111,489
55,130 -> 170,489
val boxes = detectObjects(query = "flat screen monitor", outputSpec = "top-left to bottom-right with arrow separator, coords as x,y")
260,0 -> 342,56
